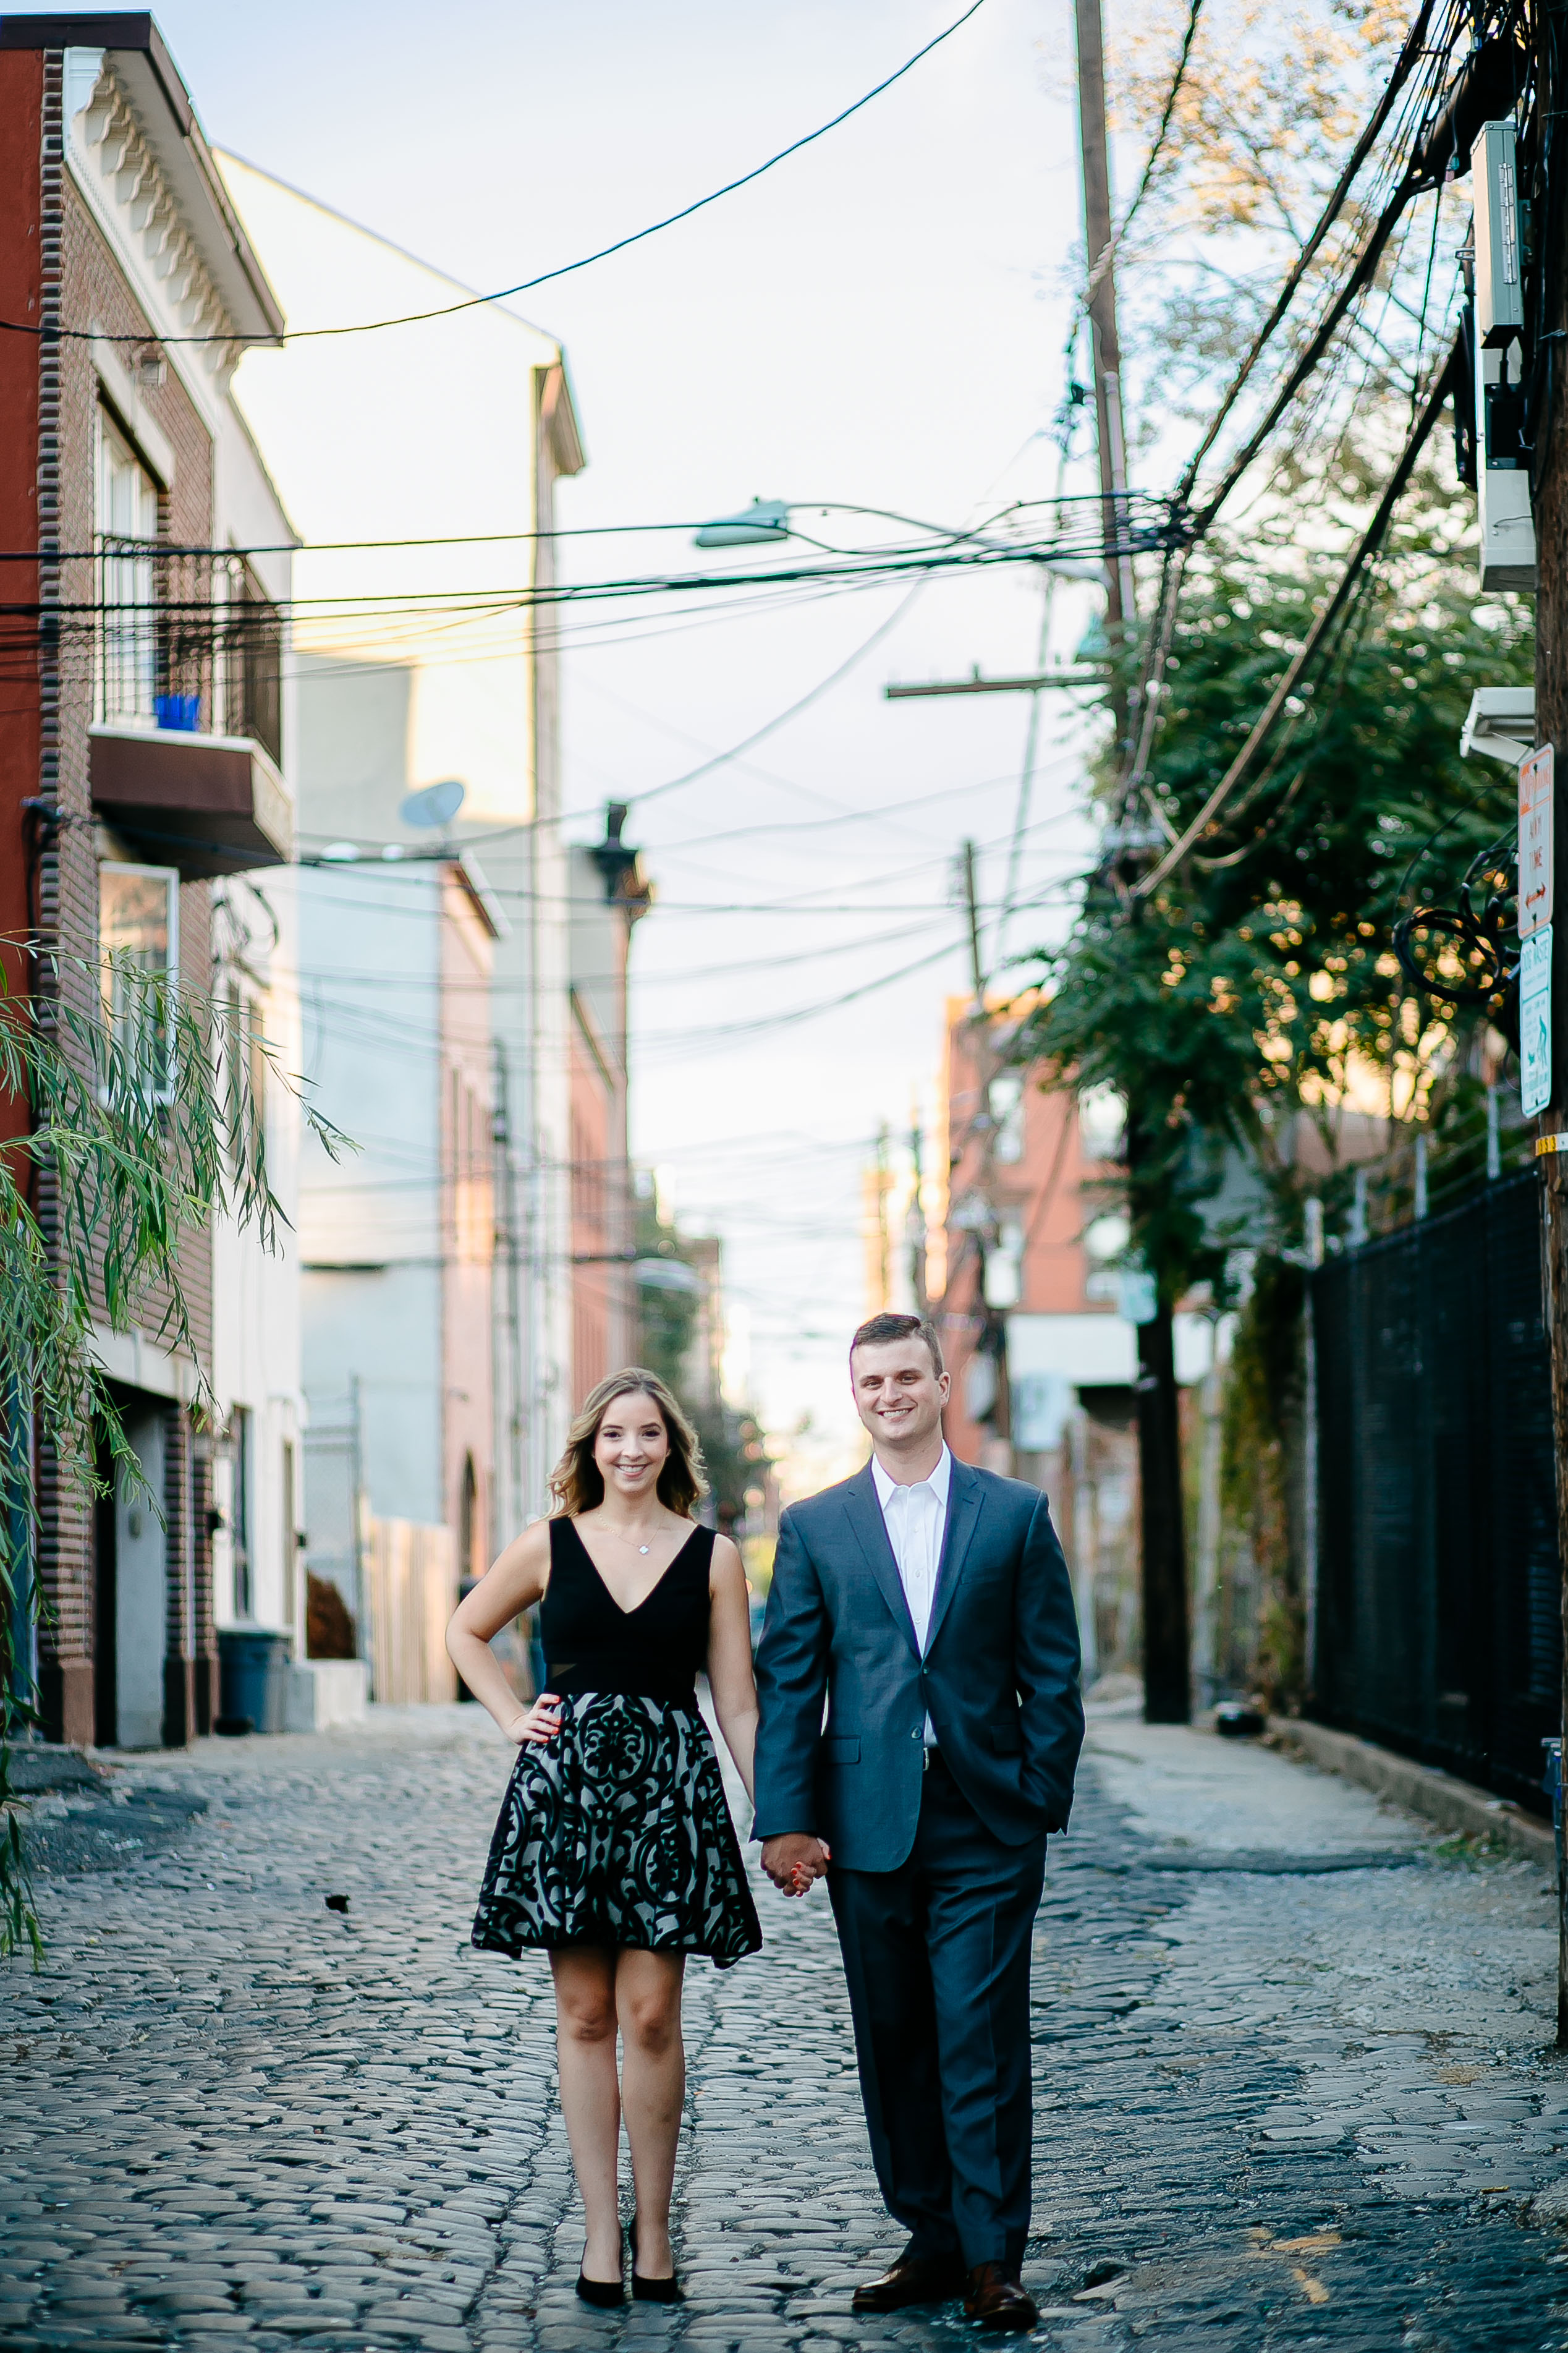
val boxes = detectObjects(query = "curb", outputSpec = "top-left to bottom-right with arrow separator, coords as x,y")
1267,1716 -> 1556,1870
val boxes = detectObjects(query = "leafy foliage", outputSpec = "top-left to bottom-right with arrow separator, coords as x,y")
1098,0 -> 1450,461
632,1183 -> 774,1532
0,953 -> 344,1960
1010,537 -> 1532,1298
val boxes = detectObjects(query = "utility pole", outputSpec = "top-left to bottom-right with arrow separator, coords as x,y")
1530,6 -> 1568,2044
960,838 -> 986,1006
958,840 -> 1012,1453
1074,0 -> 1189,1717
1073,0 -> 1137,745
1127,1112 -> 1192,1722
909,1099 -> 929,1314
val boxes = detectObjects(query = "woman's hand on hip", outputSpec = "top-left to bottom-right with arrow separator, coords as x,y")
508,1693 -> 562,1745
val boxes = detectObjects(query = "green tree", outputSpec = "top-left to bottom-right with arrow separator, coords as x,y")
631,1185 -> 774,1530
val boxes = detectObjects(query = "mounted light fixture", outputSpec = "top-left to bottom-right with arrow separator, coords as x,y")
693,499 -> 792,549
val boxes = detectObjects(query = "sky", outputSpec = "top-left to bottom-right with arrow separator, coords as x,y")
73,0 -> 1134,1452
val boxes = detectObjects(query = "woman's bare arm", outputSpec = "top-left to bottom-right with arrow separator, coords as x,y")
446,1520 -> 553,1742
705,1535 -> 759,1805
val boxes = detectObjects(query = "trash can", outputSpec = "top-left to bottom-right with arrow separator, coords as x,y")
217,1628 -> 292,1735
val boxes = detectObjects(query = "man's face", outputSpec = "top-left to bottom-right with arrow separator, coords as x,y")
850,1338 -> 949,1452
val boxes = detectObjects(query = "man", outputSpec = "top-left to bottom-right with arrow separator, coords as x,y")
753,1311 -> 1083,2333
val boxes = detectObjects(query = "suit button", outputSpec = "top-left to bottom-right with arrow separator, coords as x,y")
910,1727 -> 922,1740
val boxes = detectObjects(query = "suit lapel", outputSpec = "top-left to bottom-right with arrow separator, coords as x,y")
925,1458 -> 983,1653
839,1465 -> 920,1657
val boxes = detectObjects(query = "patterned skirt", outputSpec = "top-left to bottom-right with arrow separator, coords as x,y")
471,1691 -> 762,1969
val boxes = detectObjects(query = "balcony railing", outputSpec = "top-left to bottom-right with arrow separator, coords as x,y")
95,540 -> 284,771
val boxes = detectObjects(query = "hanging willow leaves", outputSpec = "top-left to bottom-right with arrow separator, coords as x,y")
0,948 -> 347,1961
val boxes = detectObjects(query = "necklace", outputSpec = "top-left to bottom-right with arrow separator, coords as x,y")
601,1523 -> 660,1557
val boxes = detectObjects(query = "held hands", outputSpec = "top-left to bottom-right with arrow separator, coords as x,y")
761,1832 -> 831,1897
508,1692 -> 563,1745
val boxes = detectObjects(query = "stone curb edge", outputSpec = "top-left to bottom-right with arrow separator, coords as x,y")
1267,1716 -> 1556,1870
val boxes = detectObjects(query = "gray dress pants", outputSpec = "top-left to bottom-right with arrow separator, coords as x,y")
827,1751 -> 1046,2272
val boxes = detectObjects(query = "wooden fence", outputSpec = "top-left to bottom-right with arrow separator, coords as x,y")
363,1514 -> 458,1706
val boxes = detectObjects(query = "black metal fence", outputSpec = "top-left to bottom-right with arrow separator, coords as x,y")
1310,1167 -> 1559,1813
95,542 -> 283,769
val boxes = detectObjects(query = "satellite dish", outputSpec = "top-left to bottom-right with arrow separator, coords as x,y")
399,778 -> 466,831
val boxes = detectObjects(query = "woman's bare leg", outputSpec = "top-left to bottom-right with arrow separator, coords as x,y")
615,1950 -> 686,2278
549,1949 -> 623,2283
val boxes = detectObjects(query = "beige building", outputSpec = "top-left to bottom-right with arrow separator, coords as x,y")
219,158 -> 587,1591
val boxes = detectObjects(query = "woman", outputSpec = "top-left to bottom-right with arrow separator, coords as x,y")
447,1369 -> 761,2308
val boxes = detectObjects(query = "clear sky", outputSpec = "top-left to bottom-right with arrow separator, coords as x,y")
75,0 -> 1124,1448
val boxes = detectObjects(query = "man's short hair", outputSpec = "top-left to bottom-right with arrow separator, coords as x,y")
849,1311 -> 946,1377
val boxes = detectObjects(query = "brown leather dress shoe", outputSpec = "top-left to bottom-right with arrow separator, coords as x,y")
964,2263 -> 1038,2331
850,2249 -> 967,2313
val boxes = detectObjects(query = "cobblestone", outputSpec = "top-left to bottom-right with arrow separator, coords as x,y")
4,1704 -> 1568,2347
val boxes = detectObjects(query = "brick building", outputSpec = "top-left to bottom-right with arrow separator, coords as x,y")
0,16 -> 300,1745
934,1000 -> 1213,1680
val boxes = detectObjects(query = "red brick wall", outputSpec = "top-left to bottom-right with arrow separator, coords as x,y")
29,59 -> 220,1737
0,51 -> 42,1057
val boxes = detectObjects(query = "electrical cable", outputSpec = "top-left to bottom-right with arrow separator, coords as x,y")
622,581 -> 928,809
1110,1 -> 1470,840
7,1 -> 992,350
1130,340 -> 1459,900
1171,0 -> 1446,515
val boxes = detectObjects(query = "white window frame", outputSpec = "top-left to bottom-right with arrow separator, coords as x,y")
95,404 -> 158,728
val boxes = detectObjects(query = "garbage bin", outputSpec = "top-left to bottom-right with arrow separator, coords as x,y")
217,1628 -> 292,1735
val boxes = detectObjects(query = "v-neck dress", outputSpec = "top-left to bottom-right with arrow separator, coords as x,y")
471,1515 -> 761,1967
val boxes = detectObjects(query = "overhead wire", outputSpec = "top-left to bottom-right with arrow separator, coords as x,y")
9,1 -> 993,349
1130,344 -> 1459,899
1111,0 -> 1472,849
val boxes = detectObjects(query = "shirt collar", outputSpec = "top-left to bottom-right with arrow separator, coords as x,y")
871,1442 -> 952,1509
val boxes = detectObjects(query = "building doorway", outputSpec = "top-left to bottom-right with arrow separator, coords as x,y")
112,1404 -> 166,1748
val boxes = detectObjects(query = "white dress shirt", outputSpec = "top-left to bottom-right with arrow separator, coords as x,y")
872,1444 -> 952,1748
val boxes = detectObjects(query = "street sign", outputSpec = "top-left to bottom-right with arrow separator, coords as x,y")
1522,923 -> 1553,1117
1520,744 -> 1554,937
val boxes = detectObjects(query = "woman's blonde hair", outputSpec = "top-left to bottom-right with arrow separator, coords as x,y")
548,1367 -> 708,1518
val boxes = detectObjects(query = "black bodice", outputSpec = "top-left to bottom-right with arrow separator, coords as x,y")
541,1515 -> 714,1705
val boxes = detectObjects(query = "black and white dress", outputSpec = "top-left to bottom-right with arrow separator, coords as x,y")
472,1517 -> 761,1968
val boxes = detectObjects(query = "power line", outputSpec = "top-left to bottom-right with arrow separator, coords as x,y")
1130,342 -> 1459,900
7,0 -> 993,351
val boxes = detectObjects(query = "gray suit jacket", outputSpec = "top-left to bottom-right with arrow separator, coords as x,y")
753,1454 -> 1085,1873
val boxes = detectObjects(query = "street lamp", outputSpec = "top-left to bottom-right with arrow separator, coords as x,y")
693,499 -> 792,549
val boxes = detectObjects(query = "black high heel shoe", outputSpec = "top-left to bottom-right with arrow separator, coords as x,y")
575,2242 -> 625,2308
629,2211 -> 684,2304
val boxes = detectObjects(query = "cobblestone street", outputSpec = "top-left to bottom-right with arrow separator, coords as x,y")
6,1705 -> 1568,2352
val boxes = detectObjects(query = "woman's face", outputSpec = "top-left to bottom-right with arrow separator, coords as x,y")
593,1392 -> 671,1502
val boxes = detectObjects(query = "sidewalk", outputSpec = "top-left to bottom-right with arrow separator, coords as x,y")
0,1704 -> 1564,2349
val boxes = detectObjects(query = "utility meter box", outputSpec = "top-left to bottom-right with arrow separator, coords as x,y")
1472,119 -> 1525,347
1476,343 -> 1537,589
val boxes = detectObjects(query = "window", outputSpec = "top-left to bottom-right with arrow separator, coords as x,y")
988,1074 -> 1025,1165
99,862 -> 178,1100
96,409 -> 158,726
231,1406 -> 252,1619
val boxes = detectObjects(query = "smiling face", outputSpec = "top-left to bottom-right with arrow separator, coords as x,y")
850,1337 -> 949,1457
592,1390 -> 671,1504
